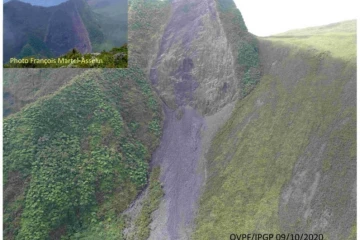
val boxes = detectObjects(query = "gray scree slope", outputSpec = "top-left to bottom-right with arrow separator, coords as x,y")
144,0 -> 242,238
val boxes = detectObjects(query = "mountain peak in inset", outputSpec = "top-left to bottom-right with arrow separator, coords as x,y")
4,0 -> 69,7
3,0 -> 102,62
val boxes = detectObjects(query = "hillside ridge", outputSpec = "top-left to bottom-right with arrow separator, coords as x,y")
3,0 -> 102,63
2,0 -> 356,239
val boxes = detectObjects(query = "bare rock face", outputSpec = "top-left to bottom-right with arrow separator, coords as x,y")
44,0 -> 93,55
129,0 -> 257,238
127,0 -> 259,238
149,0 -> 238,115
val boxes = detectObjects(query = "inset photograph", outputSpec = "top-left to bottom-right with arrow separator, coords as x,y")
3,0 -> 128,68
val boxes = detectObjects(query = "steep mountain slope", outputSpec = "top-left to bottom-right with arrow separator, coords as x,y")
86,0 -> 117,8
3,0 -> 356,239
3,69 -> 163,239
145,0 -> 259,114
3,0 -> 104,63
3,69 -> 85,116
194,21 -> 356,240
3,0 -> 257,238
4,1 -> 53,62
3,0 -> 68,7
88,0 -> 128,51
127,0 -> 261,239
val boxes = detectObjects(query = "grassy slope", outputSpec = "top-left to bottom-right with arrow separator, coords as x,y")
126,167 -> 164,240
268,20 -> 357,61
276,20 -> 356,35
3,68 -> 163,239
194,21 -> 356,239
3,69 -> 86,117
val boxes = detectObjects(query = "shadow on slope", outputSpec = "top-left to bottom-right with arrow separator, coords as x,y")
194,22 -> 356,240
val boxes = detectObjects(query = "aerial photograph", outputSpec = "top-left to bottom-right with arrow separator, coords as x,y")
3,0 -> 128,68
2,0 -> 357,239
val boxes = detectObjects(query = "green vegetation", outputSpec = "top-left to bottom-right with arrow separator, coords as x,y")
128,0 -> 171,70
3,1 -> 52,62
17,44 -> 37,59
237,40 -> 259,68
4,45 -> 128,68
237,39 -> 260,96
17,35 -> 53,60
127,167 -> 164,240
3,68 -> 162,239
267,20 -> 357,61
216,0 -> 247,31
3,0 -> 109,63
214,0 -> 260,97
69,216 -> 126,240
22,35 -> 53,58
277,20 -> 356,36
129,0 -> 170,31
148,119 -> 162,137
217,0 -> 247,31
347,224 -> 356,240
241,68 -> 261,97
194,23 -> 356,239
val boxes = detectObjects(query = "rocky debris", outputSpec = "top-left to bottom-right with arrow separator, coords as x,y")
144,0 -> 246,238
149,106 -> 204,240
